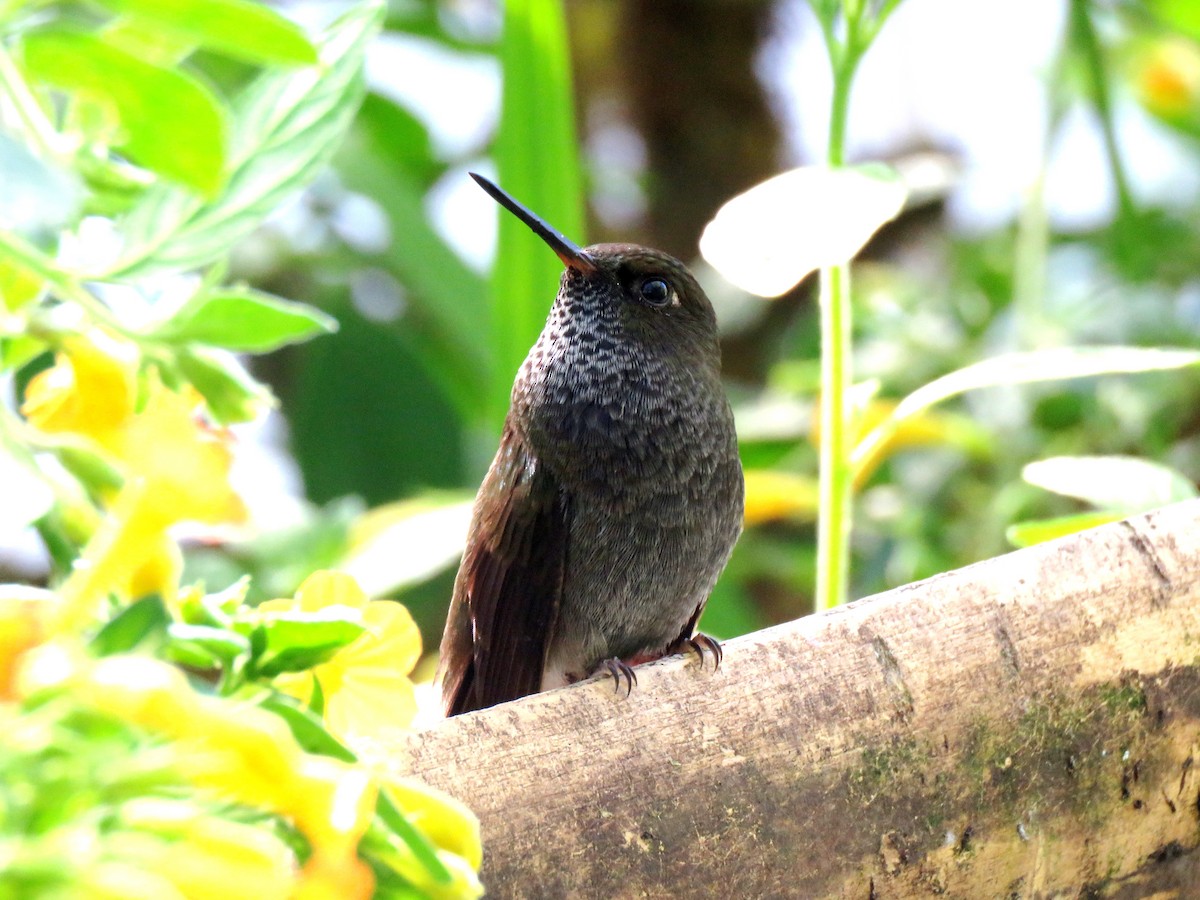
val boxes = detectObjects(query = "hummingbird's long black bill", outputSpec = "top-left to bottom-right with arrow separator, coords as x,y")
470,172 -> 598,274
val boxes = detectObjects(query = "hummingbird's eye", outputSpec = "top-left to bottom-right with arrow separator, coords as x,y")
638,278 -> 671,307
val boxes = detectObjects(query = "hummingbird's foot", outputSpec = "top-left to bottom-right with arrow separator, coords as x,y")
599,658 -> 638,697
673,633 -> 723,672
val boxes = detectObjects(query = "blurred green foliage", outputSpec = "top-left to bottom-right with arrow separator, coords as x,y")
213,0 -> 1200,647
8,0 -> 1200,654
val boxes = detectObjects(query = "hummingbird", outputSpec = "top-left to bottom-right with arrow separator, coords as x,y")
437,173 -> 744,716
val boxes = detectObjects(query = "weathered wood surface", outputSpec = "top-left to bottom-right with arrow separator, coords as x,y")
392,501 -> 1200,898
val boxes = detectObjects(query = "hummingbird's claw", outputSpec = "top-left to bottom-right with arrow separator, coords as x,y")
686,633 -> 724,672
601,658 -> 638,697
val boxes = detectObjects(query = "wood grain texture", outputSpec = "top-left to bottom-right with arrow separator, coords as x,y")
391,501 -> 1200,898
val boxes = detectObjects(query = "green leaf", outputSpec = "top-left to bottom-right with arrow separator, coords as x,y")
354,92 -> 443,187
376,790 -> 454,887
254,609 -> 366,676
0,333 -> 47,369
261,610 -> 366,649
175,346 -> 275,423
21,30 -> 226,195
853,346 -> 1200,476
700,163 -> 907,298
167,623 -> 251,662
893,347 -> 1200,421
164,637 -> 222,669
154,288 -> 338,352
87,0 -> 318,65
1005,511 -> 1126,548
104,1 -> 384,278
90,595 -> 169,655
256,645 -> 343,677
491,0 -> 586,428
261,696 -> 355,762
53,441 -> 125,496
1022,455 -> 1198,514
96,16 -> 200,65
1147,0 -> 1200,41
177,576 -> 248,626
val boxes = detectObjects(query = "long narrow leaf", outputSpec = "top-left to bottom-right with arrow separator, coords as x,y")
852,346 -> 1200,477
490,0 -> 585,428
334,126 -> 490,421
1005,511 -> 1124,548
1022,455 -> 1198,513
152,288 -> 338,352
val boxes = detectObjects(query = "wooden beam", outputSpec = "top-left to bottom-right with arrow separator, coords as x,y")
390,501 -> 1200,898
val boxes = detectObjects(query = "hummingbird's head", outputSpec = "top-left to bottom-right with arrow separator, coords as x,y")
470,173 -> 720,363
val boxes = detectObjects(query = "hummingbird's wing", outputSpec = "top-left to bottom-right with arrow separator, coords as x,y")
438,425 -> 568,715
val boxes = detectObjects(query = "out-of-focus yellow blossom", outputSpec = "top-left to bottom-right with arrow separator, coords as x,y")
21,332 -> 138,443
21,333 -> 245,628
0,587 -> 54,699
385,777 -> 482,870
810,398 -> 983,491
115,800 -> 299,900
87,861 -> 189,900
293,849 -> 375,900
743,470 -> 820,526
263,571 -> 421,754
24,343 -> 248,528
110,378 -> 247,527
288,755 -> 376,860
380,838 -> 484,900
55,481 -> 183,630
1135,38 -> 1200,120
20,652 -> 377,900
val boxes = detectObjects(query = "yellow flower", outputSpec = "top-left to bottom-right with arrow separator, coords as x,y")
55,481 -> 183,632
1136,38 -> 1200,119
110,379 -> 246,527
23,333 -> 245,526
67,654 -> 201,733
384,777 -> 482,871
0,586 -> 54,699
265,572 -> 421,754
294,850 -> 375,900
22,333 -> 246,627
22,332 -> 137,443
318,600 -> 420,752
288,755 -> 377,857
742,469 -> 819,526
86,861 -> 189,900
175,703 -> 304,812
385,847 -> 484,900
117,800 -> 299,900
27,652 -> 378,899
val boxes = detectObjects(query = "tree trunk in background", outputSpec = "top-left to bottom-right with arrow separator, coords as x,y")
617,0 -> 783,259
569,0 -> 808,382
391,501 -> 1200,897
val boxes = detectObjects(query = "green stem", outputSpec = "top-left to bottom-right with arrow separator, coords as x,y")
815,261 -> 853,611
1069,0 -> 1135,219
1012,171 -> 1048,349
0,228 -> 128,334
0,42 -> 63,162
814,44 -> 861,612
